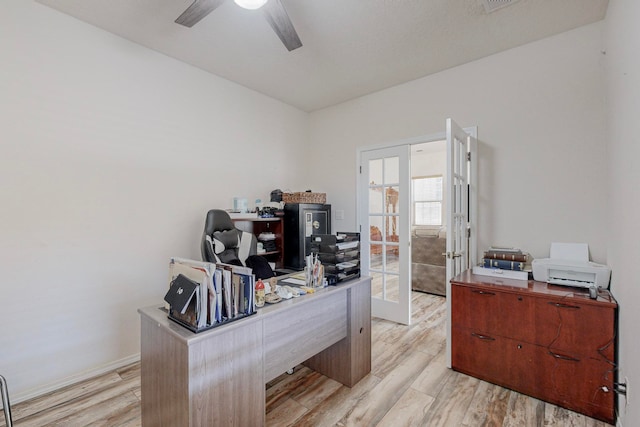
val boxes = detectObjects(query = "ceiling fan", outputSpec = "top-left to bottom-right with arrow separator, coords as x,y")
175,0 -> 303,51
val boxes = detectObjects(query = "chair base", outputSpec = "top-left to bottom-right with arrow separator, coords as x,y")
0,375 -> 13,427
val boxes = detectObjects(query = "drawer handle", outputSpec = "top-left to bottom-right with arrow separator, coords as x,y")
471,332 -> 495,341
548,302 -> 581,310
548,351 -> 580,362
472,290 -> 496,296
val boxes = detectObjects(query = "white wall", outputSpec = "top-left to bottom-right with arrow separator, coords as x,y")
411,143 -> 447,229
604,0 -> 640,424
308,22 -> 608,264
411,144 -> 446,179
1,3 -> 631,422
0,1 -> 308,400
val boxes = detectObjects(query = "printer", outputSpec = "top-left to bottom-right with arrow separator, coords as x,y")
532,242 -> 611,299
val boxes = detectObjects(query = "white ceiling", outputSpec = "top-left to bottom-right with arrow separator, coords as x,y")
36,0 -> 608,112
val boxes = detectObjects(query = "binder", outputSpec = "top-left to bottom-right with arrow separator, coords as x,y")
164,274 -> 198,314
169,258 -> 214,329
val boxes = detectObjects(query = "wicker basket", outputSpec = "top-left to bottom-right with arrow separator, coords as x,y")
283,192 -> 326,204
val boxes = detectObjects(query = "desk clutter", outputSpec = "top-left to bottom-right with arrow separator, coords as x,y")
164,257 -> 257,333
164,257 -> 320,333
164,234 -> 360,333
310,232 -> 360,285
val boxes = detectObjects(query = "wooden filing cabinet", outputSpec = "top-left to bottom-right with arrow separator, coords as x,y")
451,270 -> 617,424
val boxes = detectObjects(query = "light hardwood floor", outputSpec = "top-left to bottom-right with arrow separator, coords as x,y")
2,292 -> 613,427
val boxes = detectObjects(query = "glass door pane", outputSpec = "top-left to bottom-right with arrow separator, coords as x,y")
369,156 -> 399,302
360,146 -> 410,324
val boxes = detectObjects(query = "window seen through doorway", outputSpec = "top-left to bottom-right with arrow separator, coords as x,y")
412,176 -> 443,226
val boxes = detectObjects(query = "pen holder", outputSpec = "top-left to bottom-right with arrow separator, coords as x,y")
304,265 -> 322,288
304,266 -> 310,287
316,264 -> 324,288
305,254 -> 326,288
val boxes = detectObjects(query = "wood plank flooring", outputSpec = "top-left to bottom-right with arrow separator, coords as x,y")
2,292 -> 613,427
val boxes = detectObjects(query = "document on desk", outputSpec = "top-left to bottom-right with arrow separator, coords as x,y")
207,276 -> 216,325
231,273 -> 241,317
231,265 -> 255,315
282,278 -> 306,286
336,241 -> 359,250
213,269 -> 223,323
550,242 -> 589,262
217,264 -> 233,320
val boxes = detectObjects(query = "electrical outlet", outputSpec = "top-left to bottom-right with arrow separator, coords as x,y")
335,210 -> 345,220
626,376 -> 630,404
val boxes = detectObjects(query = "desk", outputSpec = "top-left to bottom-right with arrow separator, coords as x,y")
138,276 -> 371,426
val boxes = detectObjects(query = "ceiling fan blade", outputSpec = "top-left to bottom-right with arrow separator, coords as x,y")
262,0 -> 302,51
175,0 -> 226,27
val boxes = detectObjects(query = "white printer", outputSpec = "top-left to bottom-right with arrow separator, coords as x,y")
532,243 -> 611,299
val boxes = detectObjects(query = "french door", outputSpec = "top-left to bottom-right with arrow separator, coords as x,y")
359,146 -> 411,325
358,119 -> 476,330
445,118 -> 472,282
445,117 -> 477,367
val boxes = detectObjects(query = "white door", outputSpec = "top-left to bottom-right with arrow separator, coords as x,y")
359,145 -> 411,325
445,118 -> 471,281
445,118 -> 477,366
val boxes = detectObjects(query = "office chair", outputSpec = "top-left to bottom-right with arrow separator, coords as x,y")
201,209 -> 257,266
0,375 -> 13,427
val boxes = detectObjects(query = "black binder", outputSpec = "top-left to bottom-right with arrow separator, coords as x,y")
164,274 -> 198,314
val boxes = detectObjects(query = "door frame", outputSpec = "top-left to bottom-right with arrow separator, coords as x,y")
356,126 -> 477,325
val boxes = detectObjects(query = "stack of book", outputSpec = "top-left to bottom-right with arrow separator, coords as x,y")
482,247 -> 528,271
472,247 -> 531,281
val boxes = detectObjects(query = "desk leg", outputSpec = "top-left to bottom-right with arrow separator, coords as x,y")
141,316 -> 189,427
141,317 -> 265,426
305,281 -> 372,387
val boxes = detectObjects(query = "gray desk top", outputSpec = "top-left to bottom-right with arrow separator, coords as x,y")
138,275 -> 371,345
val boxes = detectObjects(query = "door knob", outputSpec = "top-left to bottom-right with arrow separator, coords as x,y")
442,252 -> 463,259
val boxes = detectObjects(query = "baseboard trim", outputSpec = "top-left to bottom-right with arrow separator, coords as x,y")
11,353 -> 140,404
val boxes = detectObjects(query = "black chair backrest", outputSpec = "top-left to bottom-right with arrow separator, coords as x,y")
201,209 -> 233,262
201,209 -> 257,265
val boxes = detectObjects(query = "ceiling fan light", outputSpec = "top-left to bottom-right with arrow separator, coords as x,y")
233,0 -> 268,10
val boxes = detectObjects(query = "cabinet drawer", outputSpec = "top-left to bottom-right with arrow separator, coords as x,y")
451,325 -> 536,391
452,325 -> 614,424
528,345 -> 615,424
451,285 -> 616,360
451,284 -> 536,342
533,298 -> 616,360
